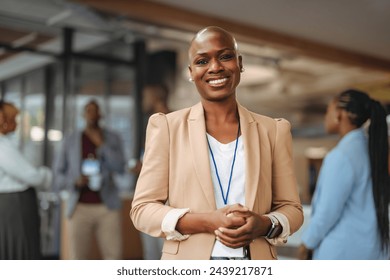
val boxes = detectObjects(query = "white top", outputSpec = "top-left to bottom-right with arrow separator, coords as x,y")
0,134 -> 52,193
161,134 -> 290,257
207,134 -> 246,257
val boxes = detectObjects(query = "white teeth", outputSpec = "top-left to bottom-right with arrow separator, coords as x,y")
208,78 -> 227,84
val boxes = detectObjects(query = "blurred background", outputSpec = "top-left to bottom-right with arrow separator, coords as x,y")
0,0 -> 389,259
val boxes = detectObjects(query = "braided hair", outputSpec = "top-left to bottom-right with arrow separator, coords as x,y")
337,89 -> 389,252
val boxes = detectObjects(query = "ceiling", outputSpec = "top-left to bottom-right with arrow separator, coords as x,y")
0,0 -> 389,136
151,0 -> 390,61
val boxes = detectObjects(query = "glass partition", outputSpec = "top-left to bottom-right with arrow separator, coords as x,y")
23,69 -> 45,166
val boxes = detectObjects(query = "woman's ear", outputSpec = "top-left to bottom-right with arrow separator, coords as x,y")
188,65 -> 194,82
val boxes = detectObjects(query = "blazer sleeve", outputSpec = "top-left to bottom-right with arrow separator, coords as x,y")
271,119 -> 304,234
301,151 -> 354,249
130,113 -> 175,237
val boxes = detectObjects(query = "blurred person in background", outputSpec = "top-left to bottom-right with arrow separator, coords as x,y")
53,99 -> 126,259
130,26 -> 303,260
142,83 -> 170,116
299,89 -> 389,260
130,83 -> 170,259
0,100 -> 52,259
130,83 -> 170,176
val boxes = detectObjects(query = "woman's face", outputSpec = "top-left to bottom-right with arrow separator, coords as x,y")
188,30 -> 242,103
1,104 -> 19,134
142,86 -> 158,114
324,99 -> 340,134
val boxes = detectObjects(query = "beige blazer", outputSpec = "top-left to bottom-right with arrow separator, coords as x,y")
130,102 -> 303,260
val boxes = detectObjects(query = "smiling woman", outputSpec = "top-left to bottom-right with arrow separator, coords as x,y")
130,26 -> 304,260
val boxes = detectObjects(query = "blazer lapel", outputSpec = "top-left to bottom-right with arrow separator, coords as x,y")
238,103 -> 260,211
188,102 -> 216,210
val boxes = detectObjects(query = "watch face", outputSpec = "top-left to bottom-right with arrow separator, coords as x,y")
267,226 -> 278,239
266,216 -> 280,239
267,228 -> 278,239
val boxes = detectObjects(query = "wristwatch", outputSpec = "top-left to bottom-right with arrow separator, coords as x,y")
265,215 -> 280,239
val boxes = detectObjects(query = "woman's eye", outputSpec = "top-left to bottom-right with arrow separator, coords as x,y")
220,54 -> 233,60
196,59 -> 208,65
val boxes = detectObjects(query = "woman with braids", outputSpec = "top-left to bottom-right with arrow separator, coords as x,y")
299,89 -> 389,260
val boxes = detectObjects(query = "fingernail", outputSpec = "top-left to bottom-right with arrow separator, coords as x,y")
214,230 -> 219,236
218,227 -> 224,233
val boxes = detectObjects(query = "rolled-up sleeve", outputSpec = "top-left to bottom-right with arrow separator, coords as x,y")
161,208 -> 191,241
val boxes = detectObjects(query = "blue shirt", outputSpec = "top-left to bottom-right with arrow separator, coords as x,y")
301,128 -> 389,259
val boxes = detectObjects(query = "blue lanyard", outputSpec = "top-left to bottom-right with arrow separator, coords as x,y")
207,121 -> 241,205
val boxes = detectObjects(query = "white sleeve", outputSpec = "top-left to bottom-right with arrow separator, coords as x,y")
0,141 -> 52,188
264,212 -> 290,245
161,208 -> 191,241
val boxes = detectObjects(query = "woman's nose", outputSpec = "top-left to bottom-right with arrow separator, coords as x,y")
208,58 -> 223,73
